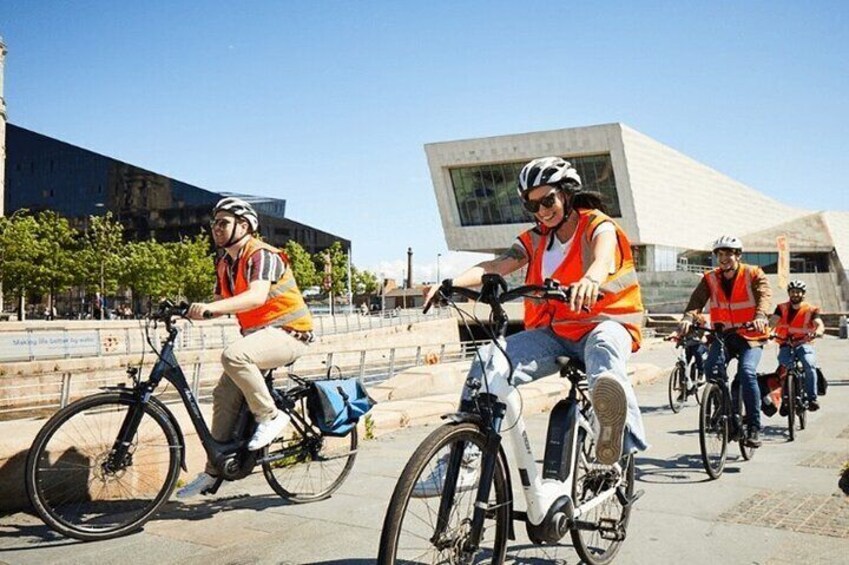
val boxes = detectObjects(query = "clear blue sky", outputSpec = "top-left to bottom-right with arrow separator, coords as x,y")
2,1 -> 847,283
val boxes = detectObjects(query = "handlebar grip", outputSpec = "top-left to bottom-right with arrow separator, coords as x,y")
203,311 -> 214,319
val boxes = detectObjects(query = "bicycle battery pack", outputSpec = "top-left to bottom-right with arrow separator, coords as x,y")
543,398 -> 578,482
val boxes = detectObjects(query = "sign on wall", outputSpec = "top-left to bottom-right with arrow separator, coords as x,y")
777,235 -> 790,290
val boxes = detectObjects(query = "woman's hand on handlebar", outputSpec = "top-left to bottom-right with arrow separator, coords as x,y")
752,316 -> 769,335
569,276 -> 601,312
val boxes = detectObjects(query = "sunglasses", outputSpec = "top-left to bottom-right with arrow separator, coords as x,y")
523,190 -> 559,214
209,219 -> 235,230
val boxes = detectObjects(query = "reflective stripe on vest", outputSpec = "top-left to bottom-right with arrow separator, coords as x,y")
216,238 -> 314,334
704,265 -> 768,340
519,209 -> 644,351
774,302 -> 816,344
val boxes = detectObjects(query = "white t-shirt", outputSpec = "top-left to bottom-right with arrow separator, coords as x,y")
541,221 -> 616,280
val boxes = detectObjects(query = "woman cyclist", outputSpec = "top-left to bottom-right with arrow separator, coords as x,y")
424,156 -> 647,469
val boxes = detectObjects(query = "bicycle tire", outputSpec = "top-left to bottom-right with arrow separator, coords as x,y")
262,423 -> 357,503
796,374 -> 807,431
690,362 -> 702,404
25,392 -> 181,541
570,434 -> 635,565
786,373 -> 796,442
738,388 -> 755,461
668,364 -> 685,413
698,383 -> 728,479
378,422 -> 509,565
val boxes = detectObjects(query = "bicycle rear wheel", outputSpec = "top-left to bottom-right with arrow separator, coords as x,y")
570,433 -> 635,565
262,421 -> 357,503
668,364 -> 686,413
378,422 -> 509,565
25,392 -> 181,541
699,383 -> 728,479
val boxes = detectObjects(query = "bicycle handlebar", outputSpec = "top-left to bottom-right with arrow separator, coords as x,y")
423,276 -> 576,315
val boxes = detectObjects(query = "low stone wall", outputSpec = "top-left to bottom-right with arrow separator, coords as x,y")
0,317 -> 459,512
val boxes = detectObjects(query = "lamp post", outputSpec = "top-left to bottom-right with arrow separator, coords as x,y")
437,253 -> 442,284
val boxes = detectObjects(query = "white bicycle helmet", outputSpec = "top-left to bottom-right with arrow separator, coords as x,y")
517,157 -> 582,199
711,235 -> 743,253
787,279 -> 807,292
213,197 -> 259,232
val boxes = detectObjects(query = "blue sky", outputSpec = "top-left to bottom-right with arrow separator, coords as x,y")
2,1 -> 847,283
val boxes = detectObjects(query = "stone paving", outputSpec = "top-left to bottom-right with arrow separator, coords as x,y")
720,489 -> 849,538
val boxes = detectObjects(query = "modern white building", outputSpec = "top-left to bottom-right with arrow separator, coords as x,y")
424,123 -> 849,310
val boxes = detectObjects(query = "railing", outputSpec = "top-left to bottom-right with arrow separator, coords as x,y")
0,308 -> 452,363
0,339 -> 490,419
676,262 -> 712,274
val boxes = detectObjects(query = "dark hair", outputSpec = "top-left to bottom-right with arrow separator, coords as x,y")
567,189 -> 607,214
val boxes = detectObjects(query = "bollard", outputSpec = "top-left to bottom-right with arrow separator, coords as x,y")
839,315 -> 848,339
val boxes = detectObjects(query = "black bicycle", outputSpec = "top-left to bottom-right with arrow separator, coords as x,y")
697,324 -> 757,480
664,333 -> 706,413
25,301 -> 358,541
378,275 -> 641,565
779,335 -> 813,441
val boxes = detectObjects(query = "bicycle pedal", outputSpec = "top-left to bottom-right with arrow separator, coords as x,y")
201,477 -> 224,496
597,517 -> 626,541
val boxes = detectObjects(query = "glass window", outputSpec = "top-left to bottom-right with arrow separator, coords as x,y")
449,154 -> 621,226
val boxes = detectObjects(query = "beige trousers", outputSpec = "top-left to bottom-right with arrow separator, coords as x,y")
206,327 -> 307,474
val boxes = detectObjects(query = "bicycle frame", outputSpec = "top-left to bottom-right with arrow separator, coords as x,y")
431,277 -> 628,549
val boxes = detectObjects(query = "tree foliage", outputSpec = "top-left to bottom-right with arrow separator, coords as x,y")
283,240 -> 318,290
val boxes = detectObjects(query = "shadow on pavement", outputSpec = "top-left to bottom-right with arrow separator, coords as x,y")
635,453 -> 714,484
154,492 -> 296,523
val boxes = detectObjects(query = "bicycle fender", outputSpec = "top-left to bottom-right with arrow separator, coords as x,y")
441,411 -> 483,425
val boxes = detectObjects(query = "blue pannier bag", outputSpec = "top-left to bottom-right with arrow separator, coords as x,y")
308,376 -> 376,436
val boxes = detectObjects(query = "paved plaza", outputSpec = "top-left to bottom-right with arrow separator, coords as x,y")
1,339 -> 847,564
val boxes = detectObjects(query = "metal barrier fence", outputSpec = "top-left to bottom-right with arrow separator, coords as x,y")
0,339 -> 490,419
0,308 -> 452,363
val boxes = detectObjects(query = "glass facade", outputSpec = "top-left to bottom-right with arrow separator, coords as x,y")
449,154 -> 621,227
4,124 -> 348,255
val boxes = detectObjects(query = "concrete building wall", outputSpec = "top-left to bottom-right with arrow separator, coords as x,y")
620,125 -> 807,251
424,123 -> 635,253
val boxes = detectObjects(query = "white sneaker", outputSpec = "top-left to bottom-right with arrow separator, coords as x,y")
176,472 -> 218,499
592,374 -> 628,466
411,447 -> 481,498
247,411 -> 290,451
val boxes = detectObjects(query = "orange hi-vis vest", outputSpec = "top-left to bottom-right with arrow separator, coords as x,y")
703,264 -> 769,341
517,208 -> 644,352
216,238 -> 313,334
774,301 -> 818,345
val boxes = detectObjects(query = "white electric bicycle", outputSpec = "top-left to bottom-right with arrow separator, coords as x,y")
378,275 -> 642,565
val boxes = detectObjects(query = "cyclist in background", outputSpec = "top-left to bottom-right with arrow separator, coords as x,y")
769,279 -> 825,411
422,156 -> 647,481
678,236 -> 771,448
177,197 -> 315,498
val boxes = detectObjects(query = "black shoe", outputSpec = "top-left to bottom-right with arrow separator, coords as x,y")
779,403 -> 788,417
808,400 -> 820,412
746,428 -> 762,448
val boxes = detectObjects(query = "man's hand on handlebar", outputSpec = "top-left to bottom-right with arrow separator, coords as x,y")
677,319 -> 692,338
752,316 -> 768,335
187,302 -> 214,320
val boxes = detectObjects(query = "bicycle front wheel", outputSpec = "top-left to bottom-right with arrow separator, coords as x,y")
25,392 -> 181,541
262,423 -> 357,503
668,363 -> 685,413
796,375 -> 808,431
699,383 -> 728,479
570,433 -> 635,565
378,422 -> 509,565
738,387 -> 755,461
786,375 -> 796,442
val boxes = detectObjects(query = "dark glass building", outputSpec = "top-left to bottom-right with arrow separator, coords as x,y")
4,124 -> 348,255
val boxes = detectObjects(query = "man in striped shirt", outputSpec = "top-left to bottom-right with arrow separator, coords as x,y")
178,197 -> 314,498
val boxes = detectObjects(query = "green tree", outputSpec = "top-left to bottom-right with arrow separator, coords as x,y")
81,212 -> 125,318
121,239 -> 175,313
0,210 -> 40,320
32,211 -> 79,316
283,240 -> 318,290
353,267 -> 379,295
169,234 -> 216,303
318,241 -> 351,297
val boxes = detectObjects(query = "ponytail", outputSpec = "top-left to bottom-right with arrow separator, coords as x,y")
570,191 -> 607,214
